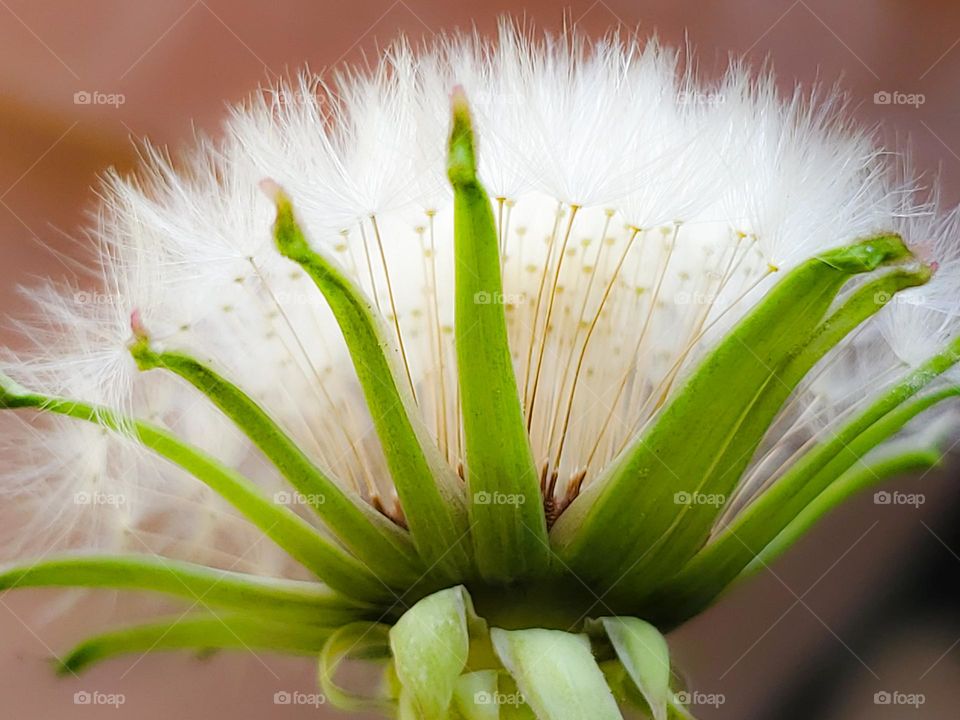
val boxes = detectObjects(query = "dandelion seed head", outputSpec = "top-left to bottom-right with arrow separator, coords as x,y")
2,20 -> 958,573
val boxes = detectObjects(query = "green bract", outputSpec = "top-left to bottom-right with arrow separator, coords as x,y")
0,92 -> 957,720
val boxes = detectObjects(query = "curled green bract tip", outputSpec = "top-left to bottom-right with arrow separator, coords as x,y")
448,88 -> 478,186
0,371 -> 35,409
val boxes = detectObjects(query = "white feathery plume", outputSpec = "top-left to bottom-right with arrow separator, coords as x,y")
2,20 -> 958,581
881,204 -> 960,370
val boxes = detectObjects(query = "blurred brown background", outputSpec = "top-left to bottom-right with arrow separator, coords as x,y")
2,1 -> 960,718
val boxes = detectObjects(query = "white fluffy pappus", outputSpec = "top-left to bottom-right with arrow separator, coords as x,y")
2,20 -> 959,577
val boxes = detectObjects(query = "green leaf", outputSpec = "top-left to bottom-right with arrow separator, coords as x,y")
448,90 -> 550,582
389,585 -> 478,719
0,379 -> 392,602
551,235 -> 913,599
58,614 -> 332,674
268,187 -> 471,579
599,618 -> 671,720
129,340 -> 423,586
491,628 -> 623,720
644,355 -> 960,625
319,622 -> 396,716
0,554 -> 370,626
454,671 -> 502,720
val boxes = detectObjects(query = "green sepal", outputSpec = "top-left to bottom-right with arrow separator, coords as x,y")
0,553 -> 371,626
498,673 -> 538,720
268,188 -> 471,579
389,585 -> 482,719
454,671 -> 502,720
318,621 -> 396,716
490,627 -> 623,720
129,340 -> 423,586
594,617 -> 671,720
551,235 -> 913,598
448,90 -> 551,582
602,654 -> 700,720
599,659 -> 645,711
58,613 -> 332,675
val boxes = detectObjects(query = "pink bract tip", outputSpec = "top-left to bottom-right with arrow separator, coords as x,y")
259,178 -> 283,201
130,309 -> 148,340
